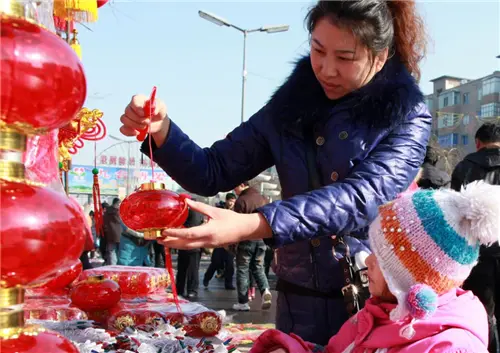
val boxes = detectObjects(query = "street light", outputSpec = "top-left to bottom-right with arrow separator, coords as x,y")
198,10 -> 289,123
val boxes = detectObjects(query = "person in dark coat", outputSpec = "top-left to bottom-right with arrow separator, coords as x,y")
120,0 -> 430,344
232,182 -> 272,311
203,193 -> 236,290
176,205 -> 205,299
451,122 -> 500,353
417,144 -> 451,189
103,198 -> 122,265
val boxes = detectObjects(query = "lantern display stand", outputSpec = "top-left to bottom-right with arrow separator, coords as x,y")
0,2 -> 243,352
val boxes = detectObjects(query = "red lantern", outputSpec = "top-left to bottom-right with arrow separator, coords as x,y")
70,275 -> 121,311
97,0 -> 109,8
38,261 -> 83,291
0,15 -> 86,134
120,182 -> 189,240
0,179 -> 87,288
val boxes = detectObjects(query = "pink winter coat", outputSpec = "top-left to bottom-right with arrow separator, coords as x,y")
250,289 -> 488,353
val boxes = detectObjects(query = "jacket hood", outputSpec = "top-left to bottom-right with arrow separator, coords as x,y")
342,288 -> 488,350
267,55 -> 425,129
465,147 -> 500,169
419,162 -> 451,188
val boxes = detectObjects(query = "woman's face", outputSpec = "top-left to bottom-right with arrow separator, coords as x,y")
365,254 -> 396,302
310,17 -> 388,100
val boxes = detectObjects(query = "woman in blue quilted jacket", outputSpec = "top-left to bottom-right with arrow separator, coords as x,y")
120,0 -> 431,345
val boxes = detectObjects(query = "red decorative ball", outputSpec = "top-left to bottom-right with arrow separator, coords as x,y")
0,15 -> 86,133
70,275 -> 121,311
0,180 -> 87,288
97,0 -> 109,8
120,182 -> 189,240
38,261 -> 83,291
0,327 -> 79,353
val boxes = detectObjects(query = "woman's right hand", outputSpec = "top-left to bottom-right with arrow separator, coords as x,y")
120,94 -> 170,147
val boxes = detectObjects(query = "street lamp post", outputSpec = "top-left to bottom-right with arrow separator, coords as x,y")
198,10 -> 289,123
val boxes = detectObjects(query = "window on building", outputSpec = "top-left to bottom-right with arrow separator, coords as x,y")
437,113 -> 460,129
443,97 -> 449,107
438,91 -> 457,108
462,114 -> 470,125
453,91 -> 460,105
481,103 -> 500,118
482,77 -> 500,96
437,133 -> 459,147
463,93 -> 470,105
462,135 -> 469,145
478,87 -> 483,101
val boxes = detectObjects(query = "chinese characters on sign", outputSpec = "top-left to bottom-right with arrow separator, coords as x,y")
98,155 -> 157,168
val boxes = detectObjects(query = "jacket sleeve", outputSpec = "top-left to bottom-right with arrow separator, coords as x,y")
250,329 -> 322,353
142,107 -> 274,196
451,161 -> 466,191
258,113 -> 431,247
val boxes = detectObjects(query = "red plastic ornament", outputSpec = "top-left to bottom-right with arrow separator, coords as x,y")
0,326 -> 79,353
97,0 -> 109,8
0,15 -> 86,134
0,180 -> 87,288
120,182 -> 189,240
70,275 -> 121,311
38,261 -> 83,291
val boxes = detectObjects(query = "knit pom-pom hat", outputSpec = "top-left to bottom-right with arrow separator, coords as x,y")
369,181 -> 500,323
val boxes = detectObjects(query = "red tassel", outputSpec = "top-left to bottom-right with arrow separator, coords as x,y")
165,248 -> 182,313
92,172 -> 104,237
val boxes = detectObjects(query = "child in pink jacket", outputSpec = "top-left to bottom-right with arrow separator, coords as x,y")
251,182 -> 500,353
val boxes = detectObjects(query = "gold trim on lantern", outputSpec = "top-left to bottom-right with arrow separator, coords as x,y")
139,182 -> 166,191
0,308 -> 24,330
142,229 -> 163,240
86,274 -> 105,283
0,0 -> 39,24
0,287 -> 24,307
0,160 -> 25,180
0,128 -> 27,152
0,119 -> 48,136
0,324 -> 45,340
200,316 -> 220,334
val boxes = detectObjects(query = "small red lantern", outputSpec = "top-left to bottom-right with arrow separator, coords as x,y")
0,179 -> 87,288
70,275 -> 121,311
97,0 -> 109,8
0,15 -> 86,134
120,182 -> 189,240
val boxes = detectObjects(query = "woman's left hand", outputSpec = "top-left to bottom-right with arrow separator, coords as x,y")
159,199 -> 273,249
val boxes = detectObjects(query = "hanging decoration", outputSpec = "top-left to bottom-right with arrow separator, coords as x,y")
58,108 -> 106,172
53,0 -> 98,23
97,0 -> 109,8
69,29 -> 82,59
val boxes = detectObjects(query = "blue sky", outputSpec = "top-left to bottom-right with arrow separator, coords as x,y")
74,0 -> 500,165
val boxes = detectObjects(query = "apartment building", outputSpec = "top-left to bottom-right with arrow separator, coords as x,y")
424,65 -> 500,156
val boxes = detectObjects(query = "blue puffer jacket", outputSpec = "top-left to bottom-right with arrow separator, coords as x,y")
144,55 -> 431,292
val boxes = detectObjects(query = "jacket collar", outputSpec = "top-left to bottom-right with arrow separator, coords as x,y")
267,55 -> 424,130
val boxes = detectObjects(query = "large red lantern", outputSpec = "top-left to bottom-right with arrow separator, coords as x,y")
0,179 -> 87,288
120,182 -> 189,240
0,15 -> 86,134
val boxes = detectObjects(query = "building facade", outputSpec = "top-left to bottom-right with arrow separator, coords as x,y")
424,68 -> 500,158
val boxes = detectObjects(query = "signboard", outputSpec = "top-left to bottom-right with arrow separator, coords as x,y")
68,164 -> 172,195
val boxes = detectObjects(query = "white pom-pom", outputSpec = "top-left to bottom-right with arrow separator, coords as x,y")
456,181 -> 500,245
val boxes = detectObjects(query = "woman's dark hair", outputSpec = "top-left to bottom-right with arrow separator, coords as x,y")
305,0 -> 427,81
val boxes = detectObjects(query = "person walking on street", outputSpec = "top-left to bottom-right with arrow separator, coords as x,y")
103,198 -> 122,266
203,193 -> 237,290
451,122 -> 500,353
176,206 -> 205,299
232,182 -> 272,311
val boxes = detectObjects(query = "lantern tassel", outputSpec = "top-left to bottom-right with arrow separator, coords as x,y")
92,171 -> 104,237
165,248 -> 183,313
70,29 -> 82,60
